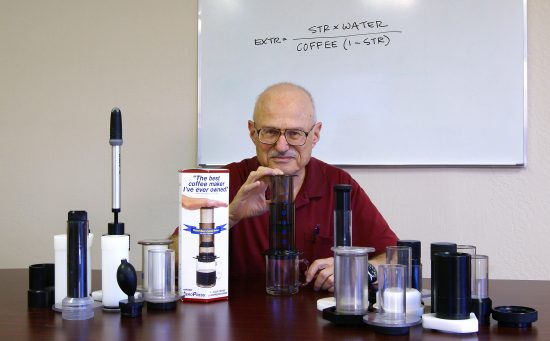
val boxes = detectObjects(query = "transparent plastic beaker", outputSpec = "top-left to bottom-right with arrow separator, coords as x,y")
378,264 -> 406,321
145,249 -> 178,303
332,246 -> 374,314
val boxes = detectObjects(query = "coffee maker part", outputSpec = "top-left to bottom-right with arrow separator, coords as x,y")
117,259 -> 144,318
492,306 -> 538,328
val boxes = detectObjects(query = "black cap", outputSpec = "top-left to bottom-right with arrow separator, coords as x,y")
68,210 -> 87,222
430,242 -> 457,258
28,263 -> 55,309
492,306 -> 538,328
110,107 -> 122,140
397,240 -> 421,262
108,222 -> 125,235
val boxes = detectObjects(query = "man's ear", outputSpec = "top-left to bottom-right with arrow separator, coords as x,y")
248,120 -> 256,142
312,122 -> 322,147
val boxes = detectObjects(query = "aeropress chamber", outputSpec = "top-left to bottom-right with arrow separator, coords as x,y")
265,175 -> 307,296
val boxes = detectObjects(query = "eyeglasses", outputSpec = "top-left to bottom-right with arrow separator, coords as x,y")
253,122 -> 316,146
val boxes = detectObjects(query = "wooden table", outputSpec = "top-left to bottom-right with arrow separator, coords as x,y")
3,269 -> 548,340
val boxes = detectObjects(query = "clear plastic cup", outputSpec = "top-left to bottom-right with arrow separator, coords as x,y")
332,246 -> 374,314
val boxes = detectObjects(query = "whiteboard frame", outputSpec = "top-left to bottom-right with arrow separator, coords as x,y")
197,0 -> 528,168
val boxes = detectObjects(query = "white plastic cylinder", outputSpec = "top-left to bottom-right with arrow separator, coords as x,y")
54,234 -> 67,307
54,233 -> 94,308
87,234 -> 93,297
101,234 -> 129,309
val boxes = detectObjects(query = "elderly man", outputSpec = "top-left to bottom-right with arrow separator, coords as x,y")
225,82 -> 397,292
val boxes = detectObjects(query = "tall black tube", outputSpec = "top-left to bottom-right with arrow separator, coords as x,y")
433,252 -> 471,320
430,242 -> 457,313
67,210 -> 88,299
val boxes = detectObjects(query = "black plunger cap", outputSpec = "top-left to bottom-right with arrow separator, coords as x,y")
68,210 -> 87,222
398,240 -> 421,262
334,184 -> 352,210
430,242 -> 457,258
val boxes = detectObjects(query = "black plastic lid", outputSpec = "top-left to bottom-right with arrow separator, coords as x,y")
430,242 -> 457,258
28,263 -> 55,290
108,222 -> 125,235
27,287 -> 54,309
397,240 -> 421,262
492,306 -> 538,328
68,210 -> 87,222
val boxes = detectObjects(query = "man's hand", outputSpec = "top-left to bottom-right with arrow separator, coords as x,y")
181,195 -> 228,210
228,166 -> 283,227
305,257 -> 334,292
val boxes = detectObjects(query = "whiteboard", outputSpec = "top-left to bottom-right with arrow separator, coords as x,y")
197,0 -> 526,166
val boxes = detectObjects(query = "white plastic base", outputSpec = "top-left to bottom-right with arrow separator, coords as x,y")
317,297 -> 336,311
422,312 -> 478,333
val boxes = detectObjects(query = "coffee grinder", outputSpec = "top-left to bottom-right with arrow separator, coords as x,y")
196,207 -> 218,288
265,175 -> 307,296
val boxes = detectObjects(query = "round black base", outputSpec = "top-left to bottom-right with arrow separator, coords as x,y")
370,324 -> 410,335
147,300 -> 177,311
492,306 -> 538,328
322,306 -> 366,326
28,287 -> 54,309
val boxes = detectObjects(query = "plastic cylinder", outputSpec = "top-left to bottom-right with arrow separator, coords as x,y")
433,252 -> 471,320
378,264 -> 406,321
332,246 -> 374,315
430,242 -> 457,313
101,234 -> 129,309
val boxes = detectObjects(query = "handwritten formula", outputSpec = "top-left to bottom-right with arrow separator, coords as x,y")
254,19 -> 402,52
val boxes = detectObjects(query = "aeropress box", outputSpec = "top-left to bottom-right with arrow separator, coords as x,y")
178,169 -> 229,302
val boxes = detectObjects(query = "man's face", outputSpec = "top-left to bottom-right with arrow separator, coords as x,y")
248,86 -> 321,176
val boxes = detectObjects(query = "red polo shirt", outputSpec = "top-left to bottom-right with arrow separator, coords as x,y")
225,157 -> 398,276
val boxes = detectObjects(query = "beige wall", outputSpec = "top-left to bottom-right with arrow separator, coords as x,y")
1,1 -> 549,280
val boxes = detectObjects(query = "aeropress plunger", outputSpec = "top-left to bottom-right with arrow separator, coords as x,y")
323,184 -> 374,325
